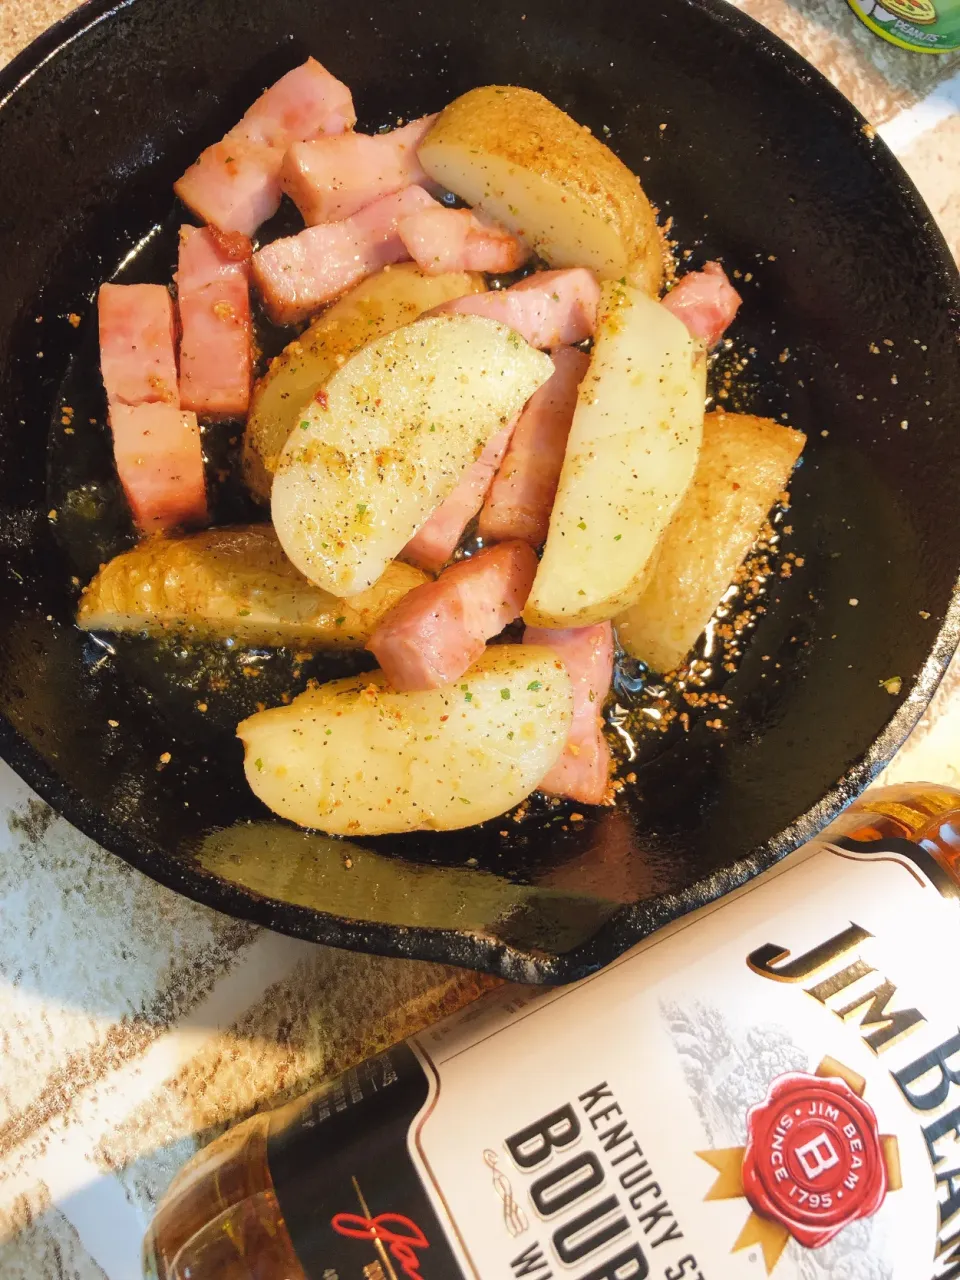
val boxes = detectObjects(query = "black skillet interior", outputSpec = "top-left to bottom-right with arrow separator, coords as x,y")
0,0 -> 958,984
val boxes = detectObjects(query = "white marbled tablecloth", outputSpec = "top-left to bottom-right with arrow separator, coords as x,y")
1,1 -> 959,1276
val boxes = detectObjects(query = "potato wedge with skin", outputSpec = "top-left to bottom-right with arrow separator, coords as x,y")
419,86 -> 663,295
616,413 -> 806,672
243,264 -> 485,502
524,283 -> 707,629
76,525 -> 428,649
238,645 -> 573,834
272,313 -> 553,598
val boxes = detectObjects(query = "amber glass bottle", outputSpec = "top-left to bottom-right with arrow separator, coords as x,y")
144,782 -> 960,1280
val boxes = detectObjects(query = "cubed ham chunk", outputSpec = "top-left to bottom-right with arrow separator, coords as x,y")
177,225 -> 253,418
368,541 -> 538,692
99,282 -> 208,533
98,284 -> 179,407
433,268 -> 600,348
402,422 -> 516,573
479,347 -> 589,546
174,58 -> 356,236
282,115 -> 437,225
252,185 -> 440,324
398,207 -> 529,275
523,622 -> 613,805
660,261 -> 741,348
110,403 -> 208,534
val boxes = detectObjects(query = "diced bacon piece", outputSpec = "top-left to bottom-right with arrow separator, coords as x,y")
368,541 -> 538,692
398,207 -> 529,275
177,225 -> 253,418
109,403 -> 208,534
252,185 -> 439,324
99,284 -> 208,534
282,115 -> 437,225
479,347 -> 589,546
177,148 -> 281,242
174,58 -> 356,236
98,284 -> 179,407
433,268 -> 599,348
523,622 -> 613,805
234,58 -> 354,148
660,261 -> 741,348
402,422 -> 516,573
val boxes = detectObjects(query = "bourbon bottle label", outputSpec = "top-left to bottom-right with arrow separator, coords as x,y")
268,834 -> 960,1280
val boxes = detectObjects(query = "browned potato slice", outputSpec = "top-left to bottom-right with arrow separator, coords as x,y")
271,313 -> 552,598
238,646 -> 573,835
76,525 -> 428,649
524,284 -> 706,628
615,412 -> 806,672
243,264 -> 485,502
419,86 -> 664,295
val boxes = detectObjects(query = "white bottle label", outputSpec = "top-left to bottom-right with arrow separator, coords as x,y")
408,839 -> 960,1279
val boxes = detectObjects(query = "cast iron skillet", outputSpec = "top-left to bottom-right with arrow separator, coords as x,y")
0,0 -> 958,984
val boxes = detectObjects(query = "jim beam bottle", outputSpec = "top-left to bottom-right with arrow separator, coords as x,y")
144,782 -> 960,1279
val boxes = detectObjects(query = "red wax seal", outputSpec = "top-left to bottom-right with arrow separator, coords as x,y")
741,1071 -> 888,1248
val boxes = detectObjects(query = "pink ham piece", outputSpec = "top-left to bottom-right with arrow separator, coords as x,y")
479,347 -> 589,546
433,268 -> 600,348
98,283 -> 179,407
368,541 -> 538,692
398,206 -> 529,275
402,422 -> 516,573
177,225 -> 253,418
282,115 -> 437,224
109,404 -> 208,534
98,282 -> 208,534
523,623 -> 613,805
661,261 -> 741,348
252,185 -> 439,324
174,58 -> 356,236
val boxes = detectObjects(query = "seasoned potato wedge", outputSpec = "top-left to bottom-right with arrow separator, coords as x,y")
271,313 -> 553,597
238,645 -> 573,834
419,87 -> 663,295
76,525 -> 428,649
243,264 -> 485,502
616,413 -> 805,672
524,283 -> 706,629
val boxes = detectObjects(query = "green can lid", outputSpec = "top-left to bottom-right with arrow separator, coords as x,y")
847,0 -> 960,51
